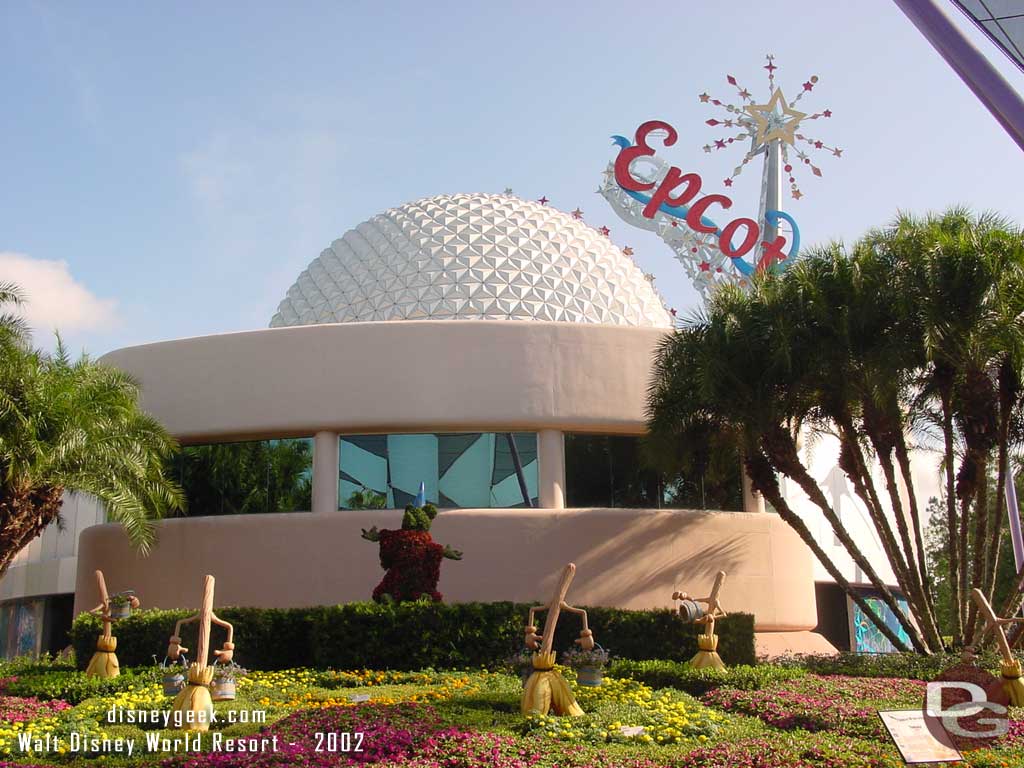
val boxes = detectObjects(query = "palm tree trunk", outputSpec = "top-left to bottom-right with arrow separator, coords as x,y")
0,486 -> 64,581
866,438 -> 943,649
941,393 -> 964,646
761,426 -> 929,652
984,373 -> 1014,605
832,419 -> 941,649
744,450 -> 913,652
967,454 -> 990,646
894,438 -> 931,603
958,489 -> 973,639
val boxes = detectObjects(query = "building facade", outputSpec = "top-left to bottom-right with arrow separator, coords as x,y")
2,192 -> 917,657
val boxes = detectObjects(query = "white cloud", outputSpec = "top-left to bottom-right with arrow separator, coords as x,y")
0,253 -> 118,337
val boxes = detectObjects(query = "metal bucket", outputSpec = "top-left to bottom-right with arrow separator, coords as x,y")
211,678 -> 236,701
212,661 -> 238,701
677,599 -> 706,623
576,665 -> 604,687
110,603 -> 131,619
162,656 -> 187,696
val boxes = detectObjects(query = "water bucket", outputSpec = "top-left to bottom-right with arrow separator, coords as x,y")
110,603 -> 131,619
576,665 -> 604,687
212,661 -> 238,701
677,599 -> 706,623
212,677 -> 236,701
161,656 -> 187,696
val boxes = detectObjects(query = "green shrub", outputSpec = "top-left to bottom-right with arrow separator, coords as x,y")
70,603 -> 755,671
608,659 -> 805,695
2,667 -> 159,704
0,653 -> 76,678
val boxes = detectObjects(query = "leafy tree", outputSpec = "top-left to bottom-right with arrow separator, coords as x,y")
347,486 -> 387,510
170,439 -> 312,515
648,208 -> 1024,653
924,491 -> 1018,638
0,284 -> 184,575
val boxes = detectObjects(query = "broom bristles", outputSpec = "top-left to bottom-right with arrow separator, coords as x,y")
1003,661 -> 1024,707
85,635 -> 119,678
520,651 -> 584,716
689,632 -> 726,671
171,663 -> 215,731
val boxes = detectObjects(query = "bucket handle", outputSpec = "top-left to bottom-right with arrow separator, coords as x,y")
161,655 -> 188,669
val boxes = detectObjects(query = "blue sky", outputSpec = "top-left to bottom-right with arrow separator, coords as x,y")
3,0 -> 1024,355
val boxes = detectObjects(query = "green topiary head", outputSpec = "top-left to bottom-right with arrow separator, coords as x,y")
401,503 -> 437,531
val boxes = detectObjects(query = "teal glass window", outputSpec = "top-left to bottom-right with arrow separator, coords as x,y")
339,432 -> 538,509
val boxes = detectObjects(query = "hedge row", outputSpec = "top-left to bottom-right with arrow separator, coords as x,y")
70,602 -> 755,671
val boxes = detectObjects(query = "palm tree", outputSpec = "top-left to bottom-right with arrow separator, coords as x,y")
0,282 -> 29,349
0,285 -> 184,577
888,209 -> 1024,644
649,294 -> 918,652
648,207 -> 1024,654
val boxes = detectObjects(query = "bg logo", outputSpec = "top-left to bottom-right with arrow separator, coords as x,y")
926,681 -> 1008,739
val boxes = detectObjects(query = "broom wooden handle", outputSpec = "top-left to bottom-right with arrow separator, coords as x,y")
540,564 -> 576,656
708,571 -> 726,603
95,570 -> 113,639
971,588 -> 1014,663
196,576 -> 215,666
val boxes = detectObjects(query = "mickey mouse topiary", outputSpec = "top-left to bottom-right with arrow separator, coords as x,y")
361,503 -> 462,602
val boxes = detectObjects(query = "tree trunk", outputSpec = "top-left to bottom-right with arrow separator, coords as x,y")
984,363 -> 1015,606
0,485 -> 64,581
859,416 -> 943,648
744,449 -> 913,652
894,437 -> 931,604
761,425 -> 929,652
940,390 -> 964,646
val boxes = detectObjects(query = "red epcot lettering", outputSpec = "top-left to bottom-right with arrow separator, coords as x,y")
719,218 -> 760,258
686,195 -> 732,234
643,169 -> 702,218
613,120 -> 677,193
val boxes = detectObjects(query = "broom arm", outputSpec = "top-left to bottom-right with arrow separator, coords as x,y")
972,588 -> 1014,663
562,603 -> 594,650
211,612 -> 235,662
525,605 -> 547,649
539,564 -> 576,656
167,612 -> 201,659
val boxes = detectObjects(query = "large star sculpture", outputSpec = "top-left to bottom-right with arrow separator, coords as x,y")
700,55 -> 841,200
745,88 -> 806,147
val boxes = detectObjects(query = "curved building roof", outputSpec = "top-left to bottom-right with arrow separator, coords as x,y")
270,192 -> 672,328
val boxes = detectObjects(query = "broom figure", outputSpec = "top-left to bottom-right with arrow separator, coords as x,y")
85,570 -> 138,678
672,570 -> 727,671
520,563 -> 594,716
165,575 -> 235,731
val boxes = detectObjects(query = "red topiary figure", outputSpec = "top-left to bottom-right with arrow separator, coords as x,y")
361,502 -> 462,602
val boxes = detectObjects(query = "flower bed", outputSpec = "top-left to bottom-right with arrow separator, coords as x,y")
0,656 -> 1019,767
701,674 -> 926,738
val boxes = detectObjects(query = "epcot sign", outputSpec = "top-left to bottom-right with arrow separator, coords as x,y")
600,55 -> 841,299
611,119 -> 799,272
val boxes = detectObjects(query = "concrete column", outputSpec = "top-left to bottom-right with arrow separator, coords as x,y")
742,465 -> 765,515
538,429 -> 566,509
312,431 -> 340,515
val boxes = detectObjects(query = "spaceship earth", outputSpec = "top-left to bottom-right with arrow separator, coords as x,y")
270,193 -> 672,328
